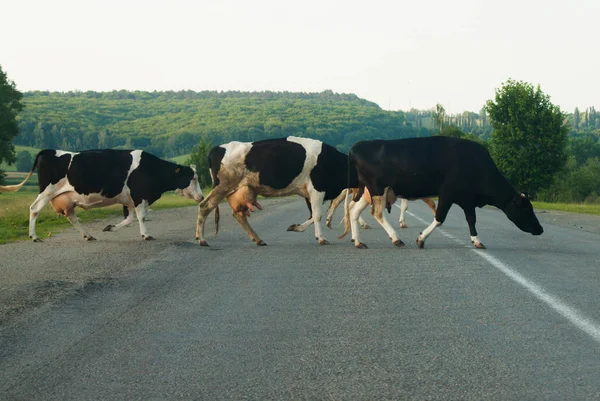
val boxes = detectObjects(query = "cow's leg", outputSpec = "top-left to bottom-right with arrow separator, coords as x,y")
399,198 -> 409,228
232,212 -> 266,246
133,201 -> 154,240
416,197 -> 451,249
340,200 -> 371,229
28,191 -> 54,242
309,190 -> 329,245
371,194 -> 404,247
103,205 -> 135,232
64,210 -> 96,241
325,190 -> 347,229
350,196 -> 370,249
196,187 -> 230,246
287,216 -> 313,232
287,197 -> 313,232
461,205 -> 485,249
423,198 -> 437,216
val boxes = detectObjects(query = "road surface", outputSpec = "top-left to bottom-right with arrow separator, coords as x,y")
1,198 -> 599,400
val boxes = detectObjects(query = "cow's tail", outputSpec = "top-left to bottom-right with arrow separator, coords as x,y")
208,165 -> 221,237
215,204 -> 220,236
339,150 -> 355,239
0,152 -> 40,193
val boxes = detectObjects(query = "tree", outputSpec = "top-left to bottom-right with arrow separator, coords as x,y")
573,107 -> 581,129
186,136 -> 213,189
0,65 -> 24,183
15,150 -> 33,172
485,79 -> 568,196
432,103 -> 446,132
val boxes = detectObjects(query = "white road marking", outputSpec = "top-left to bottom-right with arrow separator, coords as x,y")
397,204 -> 600,343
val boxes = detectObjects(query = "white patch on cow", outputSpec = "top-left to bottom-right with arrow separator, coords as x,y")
221,141 -> 252,167
128,150 -> 143,177
55,150 -> 77,158
286,136 -> 323,194
55,150 -> 78,171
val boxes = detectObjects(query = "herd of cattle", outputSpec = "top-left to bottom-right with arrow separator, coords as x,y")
0,136 -> 544,249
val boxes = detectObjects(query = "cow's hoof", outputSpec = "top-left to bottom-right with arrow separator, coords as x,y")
32,237 -> 43,243
287,224 -> 299,232
355,242 -> 368,249
143,235 -> 155,241
199,240 -> 209,247
103,224 -> 115,232
400,223 -> 408,229
416,238 -> 425,249
363,224 -> 371,230
85,235 -> 96,241
474,242 -> 486,249
326,220 -> 332,229
319,239 -> 330,245
257,240 -> 267,246
393,239 -> 405,248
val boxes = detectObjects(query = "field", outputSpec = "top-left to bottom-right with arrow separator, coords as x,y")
0,146 -> 41,172
170,154 -> 190,164
0,191 -> 199,244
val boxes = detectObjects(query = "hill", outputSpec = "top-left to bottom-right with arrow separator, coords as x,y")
13,90 -> 434,157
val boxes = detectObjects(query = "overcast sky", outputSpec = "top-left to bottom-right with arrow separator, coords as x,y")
1,0 -> 598,113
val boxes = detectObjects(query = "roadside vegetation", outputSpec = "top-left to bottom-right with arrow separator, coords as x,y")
0,190 -> 198,244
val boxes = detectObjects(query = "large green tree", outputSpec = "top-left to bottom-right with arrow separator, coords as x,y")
0,65 -> 23,183
485,79 -> 568,196
186,136 -> 213,190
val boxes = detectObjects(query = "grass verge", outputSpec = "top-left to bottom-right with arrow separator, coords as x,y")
532,201 -> 600,215
0,191 -> 198,245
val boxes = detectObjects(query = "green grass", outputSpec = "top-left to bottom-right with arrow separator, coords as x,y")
170,154 -> 190,165
532,201 -> 600,215
0,192 -> 198,244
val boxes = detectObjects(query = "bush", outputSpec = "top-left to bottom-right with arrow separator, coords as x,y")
15,151 -> 33,172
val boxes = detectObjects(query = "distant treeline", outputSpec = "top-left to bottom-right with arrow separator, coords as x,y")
14,90 -> 433,156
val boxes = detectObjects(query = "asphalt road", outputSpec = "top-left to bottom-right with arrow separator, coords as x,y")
1,198 -> 600,400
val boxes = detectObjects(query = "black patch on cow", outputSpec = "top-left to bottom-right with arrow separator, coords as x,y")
310,143 -> 358,200
36,150 -> 72,193
67,150 -> 134,198
245,138 -> 306,190
127,151 -> 195,206
208,146 -> 227,187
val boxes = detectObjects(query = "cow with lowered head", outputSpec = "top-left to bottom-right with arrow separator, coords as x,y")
196,136 -> 358,246
0,149 -> 203,241
341,136 -> 543,249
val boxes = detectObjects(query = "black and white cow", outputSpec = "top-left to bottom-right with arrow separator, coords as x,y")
341,136 -> 544,249
0,149 -> 203,241
195,136 -> 358,246
324,188 -> 436,230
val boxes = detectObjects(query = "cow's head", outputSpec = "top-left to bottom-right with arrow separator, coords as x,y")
503,192 -> 543,235
174,164 -> 204,202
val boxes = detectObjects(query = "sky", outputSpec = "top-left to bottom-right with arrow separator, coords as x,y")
1,0 -> 598,114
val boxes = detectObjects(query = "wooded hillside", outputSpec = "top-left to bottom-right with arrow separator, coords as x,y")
14,90 -> 432,156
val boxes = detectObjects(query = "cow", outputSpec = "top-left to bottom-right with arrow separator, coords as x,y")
195,136 -> 358,246
292,189 -> 435,232
340,136 -> 544,249
325,188 -> 436,229
0,149 -> 204,242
